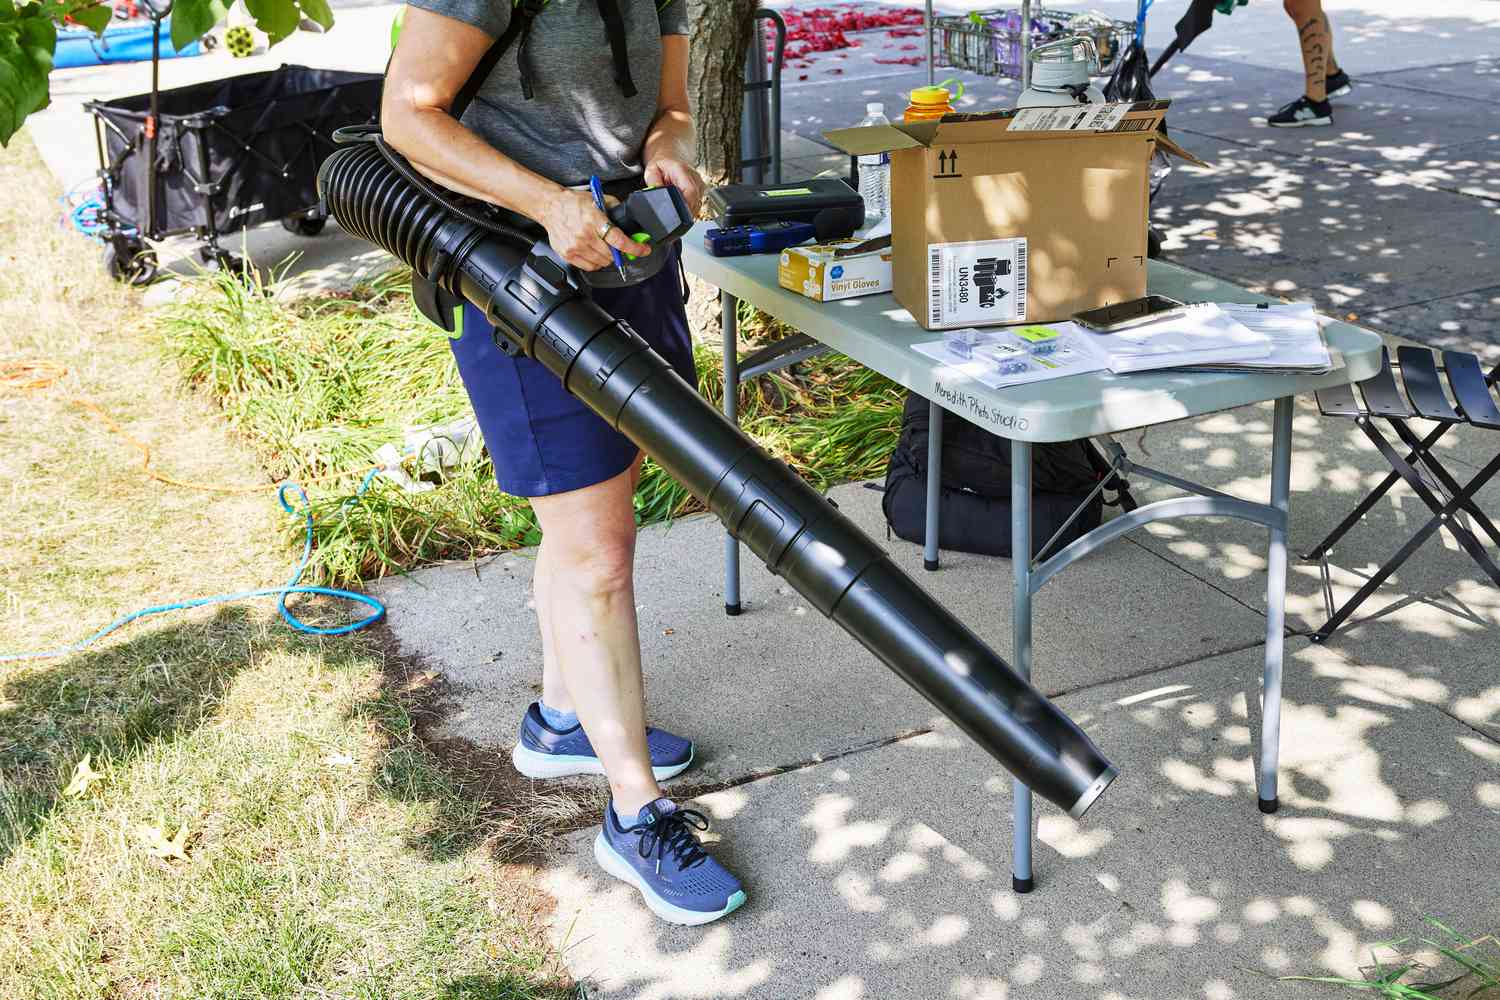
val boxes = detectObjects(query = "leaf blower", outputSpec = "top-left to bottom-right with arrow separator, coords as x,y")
316,131 -> 1118,819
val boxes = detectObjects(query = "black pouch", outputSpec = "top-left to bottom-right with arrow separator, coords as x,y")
706,178 -> 864,232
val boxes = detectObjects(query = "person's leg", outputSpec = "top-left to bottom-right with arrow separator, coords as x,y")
1285,0 -> 1334,101
1270,0 -> 1340,126
534,459 -> 645,717
529,456 -> 660,817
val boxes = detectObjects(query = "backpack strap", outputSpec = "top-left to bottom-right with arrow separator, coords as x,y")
1082,439 -> 1138,511
451,0 -> 636,111
452,0 -> 545,115
595,0 -> 638,99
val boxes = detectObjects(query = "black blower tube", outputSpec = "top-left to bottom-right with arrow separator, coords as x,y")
318,141 -> 1118,818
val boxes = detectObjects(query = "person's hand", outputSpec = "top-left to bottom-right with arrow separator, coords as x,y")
644,157 -> 705,216
537,187 -> 651,272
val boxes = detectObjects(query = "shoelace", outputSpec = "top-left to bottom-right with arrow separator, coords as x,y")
636,809 -> 711,871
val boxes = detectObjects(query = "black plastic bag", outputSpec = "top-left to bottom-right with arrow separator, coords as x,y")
1104,37 -> 1155,103
1104,37 -> 1171,244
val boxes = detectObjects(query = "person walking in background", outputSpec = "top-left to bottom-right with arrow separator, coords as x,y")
1268,0 -> 1353,127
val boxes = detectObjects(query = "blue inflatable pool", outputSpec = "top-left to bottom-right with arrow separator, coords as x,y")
54,20 -> 202,69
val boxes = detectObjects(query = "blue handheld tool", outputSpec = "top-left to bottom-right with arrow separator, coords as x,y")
589,174 -> 628,282
704,221 -> 818,257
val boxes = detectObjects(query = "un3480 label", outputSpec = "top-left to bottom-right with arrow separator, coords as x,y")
926,238 -> 1027,328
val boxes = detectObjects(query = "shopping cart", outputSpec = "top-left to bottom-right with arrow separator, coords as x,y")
932,7 -> 1134,80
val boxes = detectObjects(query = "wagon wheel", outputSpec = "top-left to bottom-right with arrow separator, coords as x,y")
103,239 -> 158,286
200,245 -> 263,288
281,211 -> 327,237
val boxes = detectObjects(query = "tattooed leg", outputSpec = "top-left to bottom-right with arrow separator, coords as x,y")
1285,0 -> 1332,101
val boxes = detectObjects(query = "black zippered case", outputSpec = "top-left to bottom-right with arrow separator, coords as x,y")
707,178 -> 864,231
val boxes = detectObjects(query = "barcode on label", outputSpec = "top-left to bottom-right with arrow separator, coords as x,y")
1114,116 -> 1151,132
1014,241 -> 1028,320
1085,105 -> 1116,130
928,247 -> 942,326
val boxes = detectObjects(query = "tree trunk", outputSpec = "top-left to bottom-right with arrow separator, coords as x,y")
684,0 -> 759,343
686,0 -> 759,187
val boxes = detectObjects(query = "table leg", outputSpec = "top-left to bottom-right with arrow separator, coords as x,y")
924,399 -> 943,571
1011,439 -> 1035,893
722,293 -> 742,617
1259,397 -> 1293,813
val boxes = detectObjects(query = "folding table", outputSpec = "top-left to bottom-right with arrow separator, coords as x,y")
683,227 -> 1385,891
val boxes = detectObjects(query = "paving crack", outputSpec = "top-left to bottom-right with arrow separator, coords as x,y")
1362,282 -> 1500,316
1123,533 -> 1271,621
670,728 -> 935,802
1436,706 -> 1500,747
1043,637 -> 1267,700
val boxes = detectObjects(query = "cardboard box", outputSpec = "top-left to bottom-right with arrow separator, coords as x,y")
825,100 -> 1195,329
778,239 -> 894,302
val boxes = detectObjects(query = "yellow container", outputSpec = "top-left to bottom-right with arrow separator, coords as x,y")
903,78 -> 965,123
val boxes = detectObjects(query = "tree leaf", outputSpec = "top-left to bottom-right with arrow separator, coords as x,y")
63,753 -> 104,797
134,819 -> 192,861
168,0 -> 225,51
67,2 -> 110,33
244,0 -> 299,45
297,0 -> 332,32
0,5 -> 56,146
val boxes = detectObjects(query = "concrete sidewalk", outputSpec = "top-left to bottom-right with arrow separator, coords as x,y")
375,377 -> 1500,998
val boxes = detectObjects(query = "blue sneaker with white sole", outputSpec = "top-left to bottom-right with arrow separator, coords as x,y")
594,798 -> 747,926
510,702 -> 694,780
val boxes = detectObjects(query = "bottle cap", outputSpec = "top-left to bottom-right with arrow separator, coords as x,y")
866,102 -> 884,114
908,86 -> 951,105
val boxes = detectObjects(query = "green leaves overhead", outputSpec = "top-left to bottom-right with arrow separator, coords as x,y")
0,1 -> 58,145
168,0 -> 228,51
2,0 -> 335,147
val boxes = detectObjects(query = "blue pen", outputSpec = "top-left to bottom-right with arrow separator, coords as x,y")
589,174 -> 628,282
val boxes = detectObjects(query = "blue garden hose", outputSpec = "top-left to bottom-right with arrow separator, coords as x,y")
1,476 -> 386,663
62,182 -> 112,240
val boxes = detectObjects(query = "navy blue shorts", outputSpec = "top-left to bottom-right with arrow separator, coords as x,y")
449,246 -> 697,498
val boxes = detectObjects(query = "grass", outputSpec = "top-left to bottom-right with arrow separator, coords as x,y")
1284,920 -> 1499,999
1,130 -> 578,998
153,267 -> 908,586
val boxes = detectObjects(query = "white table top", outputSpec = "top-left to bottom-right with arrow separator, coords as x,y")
683,224 -> 1386,443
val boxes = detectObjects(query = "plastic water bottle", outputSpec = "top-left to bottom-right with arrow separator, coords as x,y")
856,102 -> 890,226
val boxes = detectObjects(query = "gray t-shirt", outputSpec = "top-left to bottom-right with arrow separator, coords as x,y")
405,0 -> 688,187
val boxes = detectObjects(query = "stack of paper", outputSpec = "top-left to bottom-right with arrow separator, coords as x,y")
911,324 -> 1108,389
1085,303 -> 1272,374
1189,302 -> 1333,374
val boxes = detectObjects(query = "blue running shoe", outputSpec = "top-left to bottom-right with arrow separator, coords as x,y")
510,703 -> 694,780
594,798 -> 747,926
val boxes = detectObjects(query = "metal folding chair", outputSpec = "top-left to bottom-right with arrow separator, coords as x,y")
1306,346 -> 1500,641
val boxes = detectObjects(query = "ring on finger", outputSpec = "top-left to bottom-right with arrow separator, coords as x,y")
596,221 -> 613,241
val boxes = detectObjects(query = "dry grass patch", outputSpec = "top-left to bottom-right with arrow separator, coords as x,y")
1,131 -> 576,1000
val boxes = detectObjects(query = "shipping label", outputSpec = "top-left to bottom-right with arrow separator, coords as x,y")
926,238 -> 1028,328
1007,102 -> 1130,133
